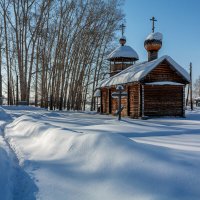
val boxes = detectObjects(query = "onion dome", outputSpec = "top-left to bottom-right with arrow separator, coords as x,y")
107,37 -> 139,62
119,36 -> 126,46
144,32 -> 163,51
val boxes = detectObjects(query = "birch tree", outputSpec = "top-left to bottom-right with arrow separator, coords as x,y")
0,0 -> 124,109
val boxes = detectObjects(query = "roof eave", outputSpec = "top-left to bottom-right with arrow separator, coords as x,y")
107,57 -> 139,62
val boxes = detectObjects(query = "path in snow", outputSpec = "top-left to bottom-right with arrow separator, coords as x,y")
0,107 -> 38,200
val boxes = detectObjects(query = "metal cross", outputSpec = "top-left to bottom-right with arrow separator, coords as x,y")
112,85 -> 128,120
150,16 -> 157,33
120,23 -> 126,36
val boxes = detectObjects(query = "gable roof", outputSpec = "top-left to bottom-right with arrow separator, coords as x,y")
99,55 -> 190,88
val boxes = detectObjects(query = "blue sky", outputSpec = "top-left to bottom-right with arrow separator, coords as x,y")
122,0 -> 200,81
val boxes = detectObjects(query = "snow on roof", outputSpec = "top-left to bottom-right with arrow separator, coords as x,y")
146,32 -> 163,41
107,45 -> 139,60
145,81 -> 184,86
99,55 -> 190,87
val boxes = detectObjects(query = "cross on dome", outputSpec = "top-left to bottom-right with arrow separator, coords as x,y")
119,23 -> 126,37
150,16 -> 157,33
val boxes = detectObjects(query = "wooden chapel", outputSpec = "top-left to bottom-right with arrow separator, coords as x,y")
96,18 -> 190,118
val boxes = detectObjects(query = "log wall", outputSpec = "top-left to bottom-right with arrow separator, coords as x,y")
129,84 -> 140,118
110,63 -> 132,77
143,60 -> 188,84
110,87 -> 128,117
101,88 -> 109,114
144,85 -> 184,116
101,83 -> 140,118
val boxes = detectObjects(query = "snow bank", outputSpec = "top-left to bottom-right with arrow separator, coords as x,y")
5,114 -> 200,200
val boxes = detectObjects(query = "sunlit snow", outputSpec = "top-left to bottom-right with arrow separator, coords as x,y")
0,106 -> 200,200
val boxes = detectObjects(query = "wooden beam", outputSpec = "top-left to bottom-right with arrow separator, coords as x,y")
127,86 -> 130,116
109,89 -> 112,114
190,62 -> 193,110
183,85 -> 186,117
100,90 -> 103,114
142,84 -> 144,117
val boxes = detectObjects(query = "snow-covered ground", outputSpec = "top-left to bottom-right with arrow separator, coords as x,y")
1,106 -> 200,200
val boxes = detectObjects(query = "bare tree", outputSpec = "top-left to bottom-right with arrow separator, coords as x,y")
194,76 -> 200,98
0,0 -> 124,109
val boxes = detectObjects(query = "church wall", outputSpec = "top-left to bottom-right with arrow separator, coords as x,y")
128,83 -> 140,118
101,83 -> 140,118
101,83 -> 186,117
101,88 -> 109,114
110,63 -> 133,77
142,60 -> 188,84
101,83 -> 184,118
144,85 -> 184,116
110,87 -> 128,116
121,92 -> 128,117
110,87 -> 118,115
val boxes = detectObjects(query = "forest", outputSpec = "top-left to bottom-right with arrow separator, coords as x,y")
0,0 -> 124,110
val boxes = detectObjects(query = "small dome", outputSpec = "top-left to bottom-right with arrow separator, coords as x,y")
144,32 -> 163,52
107,45 -> 139,61
119,36 -> 126,46
120,36 -> 126,40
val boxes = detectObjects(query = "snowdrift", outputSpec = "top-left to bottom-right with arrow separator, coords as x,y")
4,115 -> 200,200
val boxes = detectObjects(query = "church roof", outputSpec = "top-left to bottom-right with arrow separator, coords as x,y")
98,55 -> 190,88
107,45 -> 139,61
